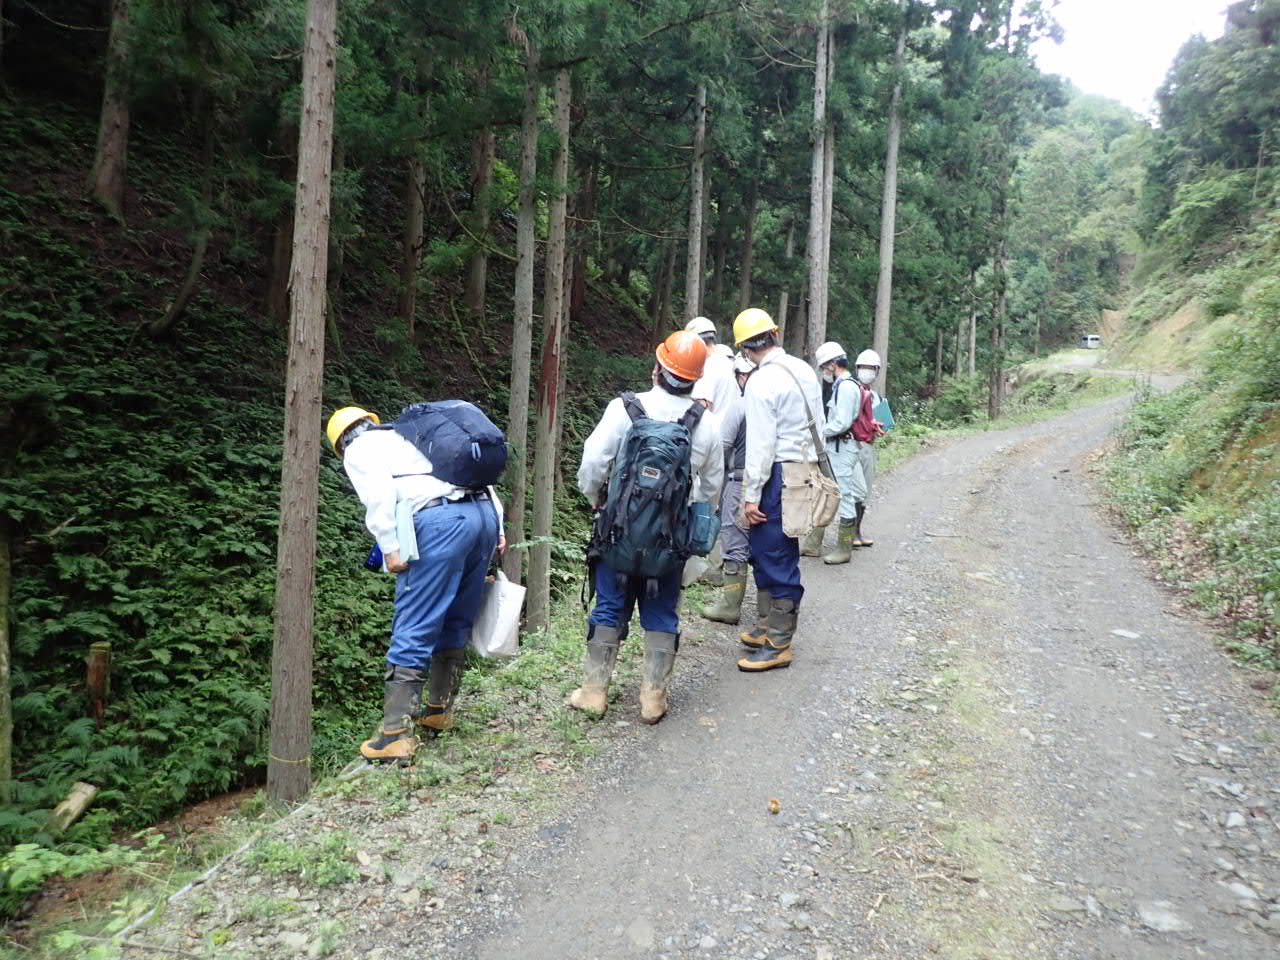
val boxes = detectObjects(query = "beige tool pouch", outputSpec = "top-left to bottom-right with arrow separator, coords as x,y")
780,461 -> 841,538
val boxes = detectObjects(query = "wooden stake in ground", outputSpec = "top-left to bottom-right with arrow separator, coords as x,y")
526,68 -> 571,633
267,0 -> 337,805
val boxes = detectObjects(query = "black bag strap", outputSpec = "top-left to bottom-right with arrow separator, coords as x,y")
677,400 -> 705,433
621,391 -> 647,423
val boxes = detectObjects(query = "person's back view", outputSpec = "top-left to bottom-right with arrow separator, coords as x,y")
570,331 -> 724,724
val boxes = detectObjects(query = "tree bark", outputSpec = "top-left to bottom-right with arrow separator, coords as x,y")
267,0 -> 336,806
737,177 -> 759,310
817,112 -> 835,353
954,317 -> 963,377
968,269 -> 977,375
397,153 -> 426,334
804,4 -> 829,362
777,217 -> 795,339
988,233 -> 1008,420
934,327 -> 944,386
526,68 -> 571,633
266,121 -> 298,325
871,14 -> 907,395
569,154 -> 596,327
88,0 -> 132,219
684,81 -> 707,319
709,191 -> 729,317
502,46 -> 540,586
464,80 -> 495,321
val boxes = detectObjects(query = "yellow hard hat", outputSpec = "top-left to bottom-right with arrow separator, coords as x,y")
733,307 -> 778,346
326,406 -> 380,454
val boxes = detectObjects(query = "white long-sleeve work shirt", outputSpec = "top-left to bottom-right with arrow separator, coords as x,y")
692,348 -> 737,416
577,387 -> 724,508
342,428 -> 504,554
741,347 -> 825,502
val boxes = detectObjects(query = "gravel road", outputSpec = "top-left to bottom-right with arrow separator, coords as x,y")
122,394 -> 1278,959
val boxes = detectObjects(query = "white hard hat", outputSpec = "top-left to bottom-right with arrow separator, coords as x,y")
713,343 -> 733,358
855,349 -> 882,368
732,352 -> 756,375
685,316 -> 717,337
814,341 -> 847,368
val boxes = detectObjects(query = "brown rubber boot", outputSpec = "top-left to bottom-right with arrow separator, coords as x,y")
360,664 -> 424,764
737,597 -> 797,672
823,518 -> 857,565
739,585 -> 771,648
566,624 -> 623,716
853,503 -> 874,547
417,647 -> 466,735
800,526 -> 826,557
702,561 -> 747,624
638,630 -> 678,724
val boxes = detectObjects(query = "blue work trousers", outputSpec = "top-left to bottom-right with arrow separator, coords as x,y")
748,463 -> 803,605
387,498 -> 500,669
588,561 -> 682,635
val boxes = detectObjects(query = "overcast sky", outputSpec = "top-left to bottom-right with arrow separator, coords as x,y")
1031,0 -> 1228,118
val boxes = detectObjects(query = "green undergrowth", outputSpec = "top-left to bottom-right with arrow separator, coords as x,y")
1104,272 -> 1280,669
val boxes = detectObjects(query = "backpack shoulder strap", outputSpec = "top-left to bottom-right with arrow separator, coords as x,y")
620,391 -> 647,423
677,401 -> 705,432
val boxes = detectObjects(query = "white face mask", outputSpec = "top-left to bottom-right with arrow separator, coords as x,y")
857,368 -> 876,385
822,368 -> 835,383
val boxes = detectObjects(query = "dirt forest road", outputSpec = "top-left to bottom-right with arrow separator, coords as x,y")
461,393 -> 1280,960
120,392 -> 1279,960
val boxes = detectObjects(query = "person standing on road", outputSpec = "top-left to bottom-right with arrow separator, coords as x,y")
701,352 -> 757,624
326,404 -> 504,766
570,331 -> 724,723
733,308 -> 824,672
849,348 -> 885,548
812,341 -> 861,564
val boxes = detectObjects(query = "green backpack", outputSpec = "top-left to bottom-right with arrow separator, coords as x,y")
590,392 -> 704,581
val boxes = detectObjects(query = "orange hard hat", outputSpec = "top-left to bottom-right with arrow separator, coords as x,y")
655,330 -> 708,382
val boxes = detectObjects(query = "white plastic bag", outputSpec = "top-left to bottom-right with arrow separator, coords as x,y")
469,571 -> 525,658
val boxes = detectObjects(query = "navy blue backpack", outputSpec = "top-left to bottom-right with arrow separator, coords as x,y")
383,401 -> 507,488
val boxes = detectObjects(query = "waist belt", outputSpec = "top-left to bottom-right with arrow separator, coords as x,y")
421,490 -> 490,511
729,471 -> 744,482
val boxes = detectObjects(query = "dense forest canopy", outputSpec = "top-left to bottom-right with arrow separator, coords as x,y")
2,0 -> 1277,878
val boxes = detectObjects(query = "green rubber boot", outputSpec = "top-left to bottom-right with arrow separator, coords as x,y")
566,624 -> 623,716
638,630 -> 678,724
800,525 -> 826,557
702,561 -> 748,624
823,518 -> 857,565
739,587 -> 771,648
737,598 -> 797,672
360,664 -> 424,764
417,647 -> 466,736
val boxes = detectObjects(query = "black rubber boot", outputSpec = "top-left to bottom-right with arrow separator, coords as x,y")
737,598 -> 797,672
360,665 -> 424,763
739,587 -> 771,648
853,503 -> 874,547
417,647 -> 466,736
567,624 -> 624,716
639,630 -> 678,724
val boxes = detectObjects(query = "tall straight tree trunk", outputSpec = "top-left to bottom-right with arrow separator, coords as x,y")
804,3 -> 830,362
699,176 -> 712,315
88,0 -> 131,218
397,153 -> 426,333
988,232 -> 1008,420
526,68 -> 571,633
738,177 -> 759,310
267,0 -> 336,805
502,45 -> 539,585
817,113 -> 835,352
934,327 -> 944,385
464,76 -> 496,321
569,155 -> 597,326
266,120 -> 298,325
871,15 -> 906,394
954,317 -> 963,376
777,217 -> 795,337
684,81 -> 707,319
709,192 -> 729,317
968,268 -> 977,375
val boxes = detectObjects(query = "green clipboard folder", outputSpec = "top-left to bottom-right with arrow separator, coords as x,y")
873,397 -> 894,432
